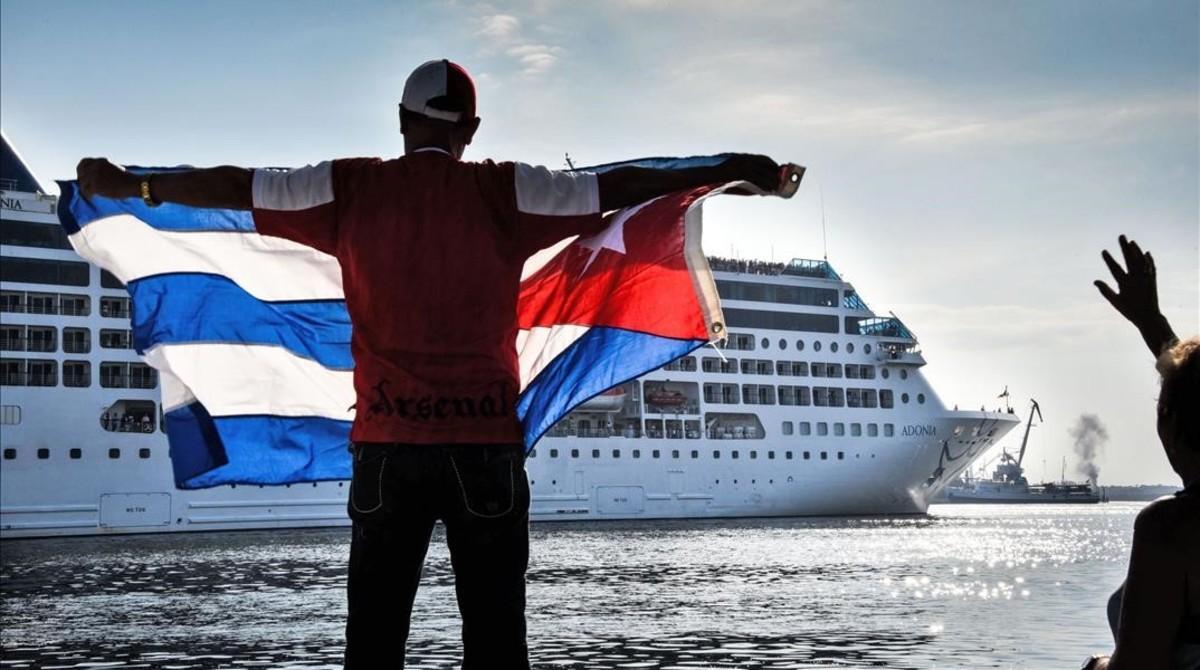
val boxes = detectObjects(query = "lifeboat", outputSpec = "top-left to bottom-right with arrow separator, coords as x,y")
577,387 -> 627,412
645,389 -> 688,408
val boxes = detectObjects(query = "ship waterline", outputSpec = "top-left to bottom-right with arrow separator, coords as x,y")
0,136 -> 1019,537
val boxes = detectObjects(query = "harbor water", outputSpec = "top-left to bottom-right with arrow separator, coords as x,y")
1,503 -> 1142,669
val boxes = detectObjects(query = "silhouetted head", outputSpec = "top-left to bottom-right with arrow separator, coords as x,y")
1157,337 -> 1200,486
399,59 -> 480,159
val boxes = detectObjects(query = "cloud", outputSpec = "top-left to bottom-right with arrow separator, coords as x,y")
476,13 -> 520,40
506,43 -> 563,76
474,9 -> 564,77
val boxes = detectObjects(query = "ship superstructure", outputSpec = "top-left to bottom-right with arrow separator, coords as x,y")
0,136 -> 1020,537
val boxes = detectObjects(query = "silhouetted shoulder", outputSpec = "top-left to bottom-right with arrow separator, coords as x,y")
1134,494 -> 1200,549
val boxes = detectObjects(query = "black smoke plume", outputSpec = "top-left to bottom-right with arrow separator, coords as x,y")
1069,414 -> 1108,484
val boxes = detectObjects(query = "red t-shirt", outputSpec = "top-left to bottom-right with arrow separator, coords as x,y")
250,150 -> 605,444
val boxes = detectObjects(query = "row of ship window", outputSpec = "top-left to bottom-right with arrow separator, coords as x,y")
549,413 -> 897,440
2,446 -> 153,461
0,290 -> 131,318
529,447 -> 860,461
1,324 -> 135,352
0,251 -> 127,289
0,403 -> 163,433
702,383 -> 925,407
0,358 -> 158,388
664,355 -> 894,380
714,332 -> 870,354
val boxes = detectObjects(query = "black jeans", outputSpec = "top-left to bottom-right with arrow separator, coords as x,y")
343,442 -> 530,670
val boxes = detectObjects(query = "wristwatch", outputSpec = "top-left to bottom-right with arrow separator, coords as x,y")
140,175 -> 160,208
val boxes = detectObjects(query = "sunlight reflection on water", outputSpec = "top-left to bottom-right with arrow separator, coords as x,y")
0,503 -> 1139,668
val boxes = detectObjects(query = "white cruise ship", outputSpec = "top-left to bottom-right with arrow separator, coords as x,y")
0,135 -> 1020,538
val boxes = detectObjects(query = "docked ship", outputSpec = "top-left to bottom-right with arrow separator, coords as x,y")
0,134 -> 1020,538
937,399 -> 1104,504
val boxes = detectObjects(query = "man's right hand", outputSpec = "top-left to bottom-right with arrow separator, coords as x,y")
77,158 -> 139,200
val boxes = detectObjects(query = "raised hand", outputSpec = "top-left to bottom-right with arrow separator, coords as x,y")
1094,235 -> 1178,356
76,158 -> 138,200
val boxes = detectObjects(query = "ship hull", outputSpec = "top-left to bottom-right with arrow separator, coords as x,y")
1,406 -> 1016,537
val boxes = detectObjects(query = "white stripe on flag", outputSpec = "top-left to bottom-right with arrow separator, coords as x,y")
515,324 -> 590,393
70,215 -> 344,301
143,343 -> 355,420
158,366 -> 197,412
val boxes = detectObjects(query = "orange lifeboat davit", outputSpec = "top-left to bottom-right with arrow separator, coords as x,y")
577,387 -> 627,412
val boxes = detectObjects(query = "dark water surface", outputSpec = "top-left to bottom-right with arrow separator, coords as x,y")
1,503 -> 1139,669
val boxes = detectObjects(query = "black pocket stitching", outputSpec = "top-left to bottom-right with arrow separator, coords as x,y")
350,455 -> 387,514
449,456 -> 515,519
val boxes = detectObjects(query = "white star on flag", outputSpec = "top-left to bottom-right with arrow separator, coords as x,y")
576,197 -> 661,275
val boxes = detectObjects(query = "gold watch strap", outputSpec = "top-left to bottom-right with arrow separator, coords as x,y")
140,176 -> 160,208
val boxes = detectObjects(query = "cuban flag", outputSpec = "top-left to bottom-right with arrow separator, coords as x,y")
56,155 -> 773,489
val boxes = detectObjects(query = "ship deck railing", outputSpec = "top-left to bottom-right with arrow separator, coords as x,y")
705,256 -> 843,281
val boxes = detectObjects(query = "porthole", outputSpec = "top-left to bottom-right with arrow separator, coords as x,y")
37,448 -> 49,460
831,342 -> 839,353
69,448 -> 81,459
918,393 -> 926,404
901,393 -> 910,404
796,340 -> 805,351
814,341 -> 822,352
847,343 -> 855,354
139,448 -> 151,459
108,448 -> 120,459
881,368 -> 890,379
900,369 -> 908,380
592,449 -> 600,458
864,344 -> 872,354
761,337 -> 769,349
779,338 -> 787,350
550,448 -> 559,458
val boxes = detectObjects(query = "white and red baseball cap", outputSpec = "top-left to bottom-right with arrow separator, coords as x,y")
401,59 -> 477,123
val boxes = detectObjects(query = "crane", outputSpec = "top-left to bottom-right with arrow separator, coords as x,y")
1015,398 -> 1042,468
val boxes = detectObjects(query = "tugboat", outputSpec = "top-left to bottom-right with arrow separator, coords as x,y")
938,399 -> 1104,504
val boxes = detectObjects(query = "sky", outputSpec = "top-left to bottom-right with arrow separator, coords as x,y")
2,0 -> 1196,485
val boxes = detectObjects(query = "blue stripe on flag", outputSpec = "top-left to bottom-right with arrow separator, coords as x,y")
516,326 -> 704,450
166,404 -> 352,489
129,273 -> 353,369
56,179 -> 255,233
579,154 -> 733,176
164,402 -> 229,486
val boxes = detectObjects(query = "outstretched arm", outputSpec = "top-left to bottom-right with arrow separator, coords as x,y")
76,158 -> 253,210
1094,234 -> 1178,357
596,154 -> 786,212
